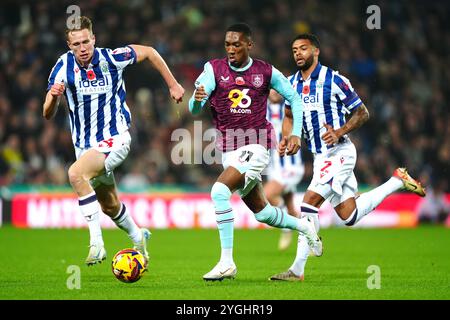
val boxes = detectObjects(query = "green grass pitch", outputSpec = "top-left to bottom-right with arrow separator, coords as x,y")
0,225 -> 449,300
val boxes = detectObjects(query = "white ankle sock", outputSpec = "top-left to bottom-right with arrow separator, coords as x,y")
79,192 -> 103,246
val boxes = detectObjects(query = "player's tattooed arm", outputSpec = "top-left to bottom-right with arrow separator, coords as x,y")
322,104 -> 369,146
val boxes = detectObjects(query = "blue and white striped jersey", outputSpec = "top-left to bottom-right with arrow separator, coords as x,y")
47,46 -> 136,149
285,63 -> 363,154
267,99 -> 303,169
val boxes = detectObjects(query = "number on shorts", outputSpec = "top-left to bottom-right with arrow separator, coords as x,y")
320,160 -> 332,174
320,160 -> 332,178
239,150 -> 254,162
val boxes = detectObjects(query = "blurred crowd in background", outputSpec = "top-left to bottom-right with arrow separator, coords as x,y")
0,0 -> 448,199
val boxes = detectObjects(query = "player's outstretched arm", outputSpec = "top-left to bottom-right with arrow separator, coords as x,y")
43,82 -> 65,120
129,44 -> 185,103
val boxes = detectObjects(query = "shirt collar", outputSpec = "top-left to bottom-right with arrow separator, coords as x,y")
297,62 -> 322,82
91,49 -> 100,66
228,57 -> 253,72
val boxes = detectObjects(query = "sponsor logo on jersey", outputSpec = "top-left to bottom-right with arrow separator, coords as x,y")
303,92 -> 320,104
228,88 -> 252,114
78,76 -> 111,94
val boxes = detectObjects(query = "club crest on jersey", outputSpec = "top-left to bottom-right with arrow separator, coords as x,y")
100,61 -> 109,73
235,76 -> 245,85
251,74 -> 263,88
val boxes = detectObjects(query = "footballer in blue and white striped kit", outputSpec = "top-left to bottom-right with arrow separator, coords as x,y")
270,34 -> 426,281
43,16 -> 185,266
265,89 -> 305,251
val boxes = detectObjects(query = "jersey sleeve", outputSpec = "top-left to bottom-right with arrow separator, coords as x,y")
109,45 -> 137,70
283,74 -> 296,109
332,73 -> 363,111
47,57 -> 66,91
188,62 -> 216,114
270,67 -> 303,137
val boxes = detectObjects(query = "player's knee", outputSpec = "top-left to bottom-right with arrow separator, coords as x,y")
68,165 -> 85,187
211,182 -> 232,204
338,208 -> 358,226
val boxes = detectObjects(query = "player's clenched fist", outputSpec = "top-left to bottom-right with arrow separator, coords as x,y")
50,82 -> 65,97
194,85 -> 208,102
169,82 -> 185,103
278,136 -> 288,156
286,135 -> 301,155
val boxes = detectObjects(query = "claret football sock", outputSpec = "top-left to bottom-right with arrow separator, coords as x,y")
79,192 -> 103,246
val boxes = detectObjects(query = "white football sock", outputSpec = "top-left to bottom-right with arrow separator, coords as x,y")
346,177 -> 403,226
289,203 -> 319,276
290,235 -> 310,276
79,192 -> 103,246
111,203 -> 142,244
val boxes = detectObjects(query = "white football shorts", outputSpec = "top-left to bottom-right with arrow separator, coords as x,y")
267,150 -> 305,193
74,131 -> 131,188
307,140 -> 358,207
221,144 -> 270,197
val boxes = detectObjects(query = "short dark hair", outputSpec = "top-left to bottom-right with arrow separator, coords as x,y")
226,23 -> 252,39
293,33 -> 320,48
65,16 -> 93,40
